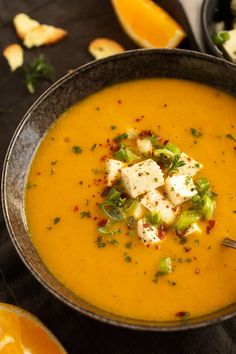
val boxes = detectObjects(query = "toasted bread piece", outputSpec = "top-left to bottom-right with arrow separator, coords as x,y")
13,13 -> 39,40
89,38 -> 125,59
24,24 -> 67,48
3,44 -> 24,71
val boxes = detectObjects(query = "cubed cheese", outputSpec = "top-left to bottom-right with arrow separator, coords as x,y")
121,159 -> 164,198
137,138 -> 152,155
185,223 -> 202,236
140,189 -> 178,225
222,29 -> 236,62
106,159 -> 125,186
137,218 -> 161,246
127,128 -> 138,140
165,175 -> 197,206
177,153 -> 203,177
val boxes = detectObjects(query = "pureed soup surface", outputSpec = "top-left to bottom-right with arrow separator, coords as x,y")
25,79 -> 236,321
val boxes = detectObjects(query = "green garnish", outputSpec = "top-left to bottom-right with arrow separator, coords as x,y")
97,225 -> 121,236
124,252 -> 132,263
147,134 -> 159,147
212,31 -> 230,45
114,144 -> 140,162
159,257 -> 172,275
166,155 -> 185,174
185,175 -> 191,186
174,210 -> 200,231
146,211 -> 161,226
191,178 -> 216,220
99,203 -> 125,222
114,133 -> 128,142
226,133 -> 236,142
111,125 -> 117,130
24,55 -> 54,94
179,236 -> 188,245
72,146 -> 82,154
80,211 -> 91,218
168,280 -> 177,286
91,143 -> 97,151
165,142 -> 180,155
194,239 -> 200,245
201,194 -> 215,220
95,236 -> 106,248
125,241 -> 133,249
108,239 -> 118,246
127,216 -> 135,228
195,178 -> 210,196
154,148 -> 175,160
191,128 -> 202,137
53,217 -> 61,224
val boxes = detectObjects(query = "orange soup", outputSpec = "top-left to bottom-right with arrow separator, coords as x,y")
25,79 -> 236,321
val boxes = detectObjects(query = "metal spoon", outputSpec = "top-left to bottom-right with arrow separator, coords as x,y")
221,238 -> 236,249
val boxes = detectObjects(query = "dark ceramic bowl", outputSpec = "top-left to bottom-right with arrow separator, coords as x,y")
201,0 -> 234,59
2,49 -> 236,331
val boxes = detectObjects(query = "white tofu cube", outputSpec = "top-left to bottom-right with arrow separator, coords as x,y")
165,175 -> 197,206
222,29 -> 236,62
127,128 -> 138,140
137,218 -> 161,246
140,189 -> 178,225
137,138 -> 152,155
106,159 -> 125,186
185,223 -> 202,236
177,153 -> 203,177
121,159 -> 164,198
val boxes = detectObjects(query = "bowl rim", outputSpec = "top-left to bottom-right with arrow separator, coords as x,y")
1,48 -> 236,331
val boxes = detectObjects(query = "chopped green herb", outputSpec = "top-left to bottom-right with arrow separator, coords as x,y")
146,211 -> 161,226
212,31 -> 230,45
185,175 -> 191,186
194,239 -> 200,245
179,236 -> 188,245
72,146 -> 82,154
159,257 -> 172,275
26,182 -> 37,189
147,134 -> 159,147
124,252 -> 132,263
96,236 -> 106,248
108,239 -> 118,246
166,155 -> 185,175
51,160 -> 58,165
24,54 -> 54,94
99,203 -> 125,222
111,125 -> 117,130
114,133 -> 128,142
97,225 -> 121,236
168,280 -> 177,286
125,241 -> 133,249
91,143 -> 97,151
191,128 -> 202,137
91,168 -> 105,175
128,230 -> 136,237
53,217 -> 61,224
80,211 -> 91,218
226,133 -> 236,142
127,216 -> 135,228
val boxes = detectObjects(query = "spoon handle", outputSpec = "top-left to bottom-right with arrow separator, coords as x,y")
222,238 -> 236,249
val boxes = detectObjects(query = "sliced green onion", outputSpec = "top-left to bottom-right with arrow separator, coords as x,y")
125,199 -> 138,215
165,142 -> 180,155
159,257 -> 172,275
174,210 -> 200,231
114,145 -> 140,163
201,195 -> 215,220
154,148 -> 175,159
114,133 -> 128,142
146,211 -> 161,226
97,225 -> 121,236
212,31 -> 230,45
195,178 -> 210,196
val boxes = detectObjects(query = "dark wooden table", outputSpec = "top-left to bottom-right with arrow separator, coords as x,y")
0,1 -> 235,353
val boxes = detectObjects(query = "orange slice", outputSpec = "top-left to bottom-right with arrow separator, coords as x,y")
111,0 -> 186,48
0,303 -> 67,354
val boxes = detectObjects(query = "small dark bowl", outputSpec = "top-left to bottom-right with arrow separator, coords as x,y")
1,49 -> 236,331
201,0 -> 234,59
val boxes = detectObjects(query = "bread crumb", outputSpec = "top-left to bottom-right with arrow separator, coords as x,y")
13,13 -> 39,40
3,44 -> 24,71
89,38 -> 125,59
24,24 -> 67,48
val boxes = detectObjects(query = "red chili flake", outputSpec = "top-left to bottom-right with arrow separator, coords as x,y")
158,227 -> 166,240
73,205 -> 79,212
146,244 -> 150,248
106,138 -> 110,143
163,139 -> 169,145
175,311 -> 189,318
110,142 -> 119,152
184,247 -> 191,253
93,216 -> 98,221
117,99 -> 122,104
101,155 -> 107,161
64,137 -> 70,142
143,223 -> 150,228
206,219 -> 216,234
101,186 -> 112,197
139,130 -> 154,138
37,172 -> 41,176
195,267 -> 200,274
234,147 -> 236,150
97,218 -> 108,227
193,256 -> 197,260
155,245 -> 161,250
